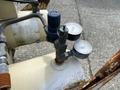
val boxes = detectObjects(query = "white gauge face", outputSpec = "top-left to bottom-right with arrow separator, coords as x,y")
65,22 -> 82,35
74,39 -> 92,54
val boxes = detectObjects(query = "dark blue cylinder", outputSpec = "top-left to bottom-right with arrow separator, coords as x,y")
46,11 -> 61,43
48,11 -> 61,33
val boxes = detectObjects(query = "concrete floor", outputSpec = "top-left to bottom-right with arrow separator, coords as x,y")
15,0 -> 120,89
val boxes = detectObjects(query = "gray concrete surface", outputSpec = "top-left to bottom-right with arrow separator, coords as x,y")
14,0 -> 120,89
78,0 -> 120,10
76,0 -> 120,89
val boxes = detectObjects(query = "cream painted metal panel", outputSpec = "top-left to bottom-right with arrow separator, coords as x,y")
9,53 -> 85,90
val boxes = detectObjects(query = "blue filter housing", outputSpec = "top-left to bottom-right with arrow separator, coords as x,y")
46,10 -> 61,43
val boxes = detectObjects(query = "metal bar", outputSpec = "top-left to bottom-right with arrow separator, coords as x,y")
0,13 -> 46,33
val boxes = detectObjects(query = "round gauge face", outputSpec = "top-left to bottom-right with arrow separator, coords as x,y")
65,22 -> 82,35
74,40 -> 92,54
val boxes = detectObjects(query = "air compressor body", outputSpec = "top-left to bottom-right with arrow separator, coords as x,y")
0,1 -> 85,90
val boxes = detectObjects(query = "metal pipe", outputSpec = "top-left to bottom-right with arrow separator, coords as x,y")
54,26 -> 68,65
0,13 -> 46,34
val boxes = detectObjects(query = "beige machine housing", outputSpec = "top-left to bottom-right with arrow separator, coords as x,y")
0,1 -> 17,20
0,1 -> 47,49
4,10 -> 47,49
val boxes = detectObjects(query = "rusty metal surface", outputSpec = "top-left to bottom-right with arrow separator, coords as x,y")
68,50 -> 120,90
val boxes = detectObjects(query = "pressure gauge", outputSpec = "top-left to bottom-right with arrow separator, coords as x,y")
65,22 -> 82,41
72,39 -> 92,59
